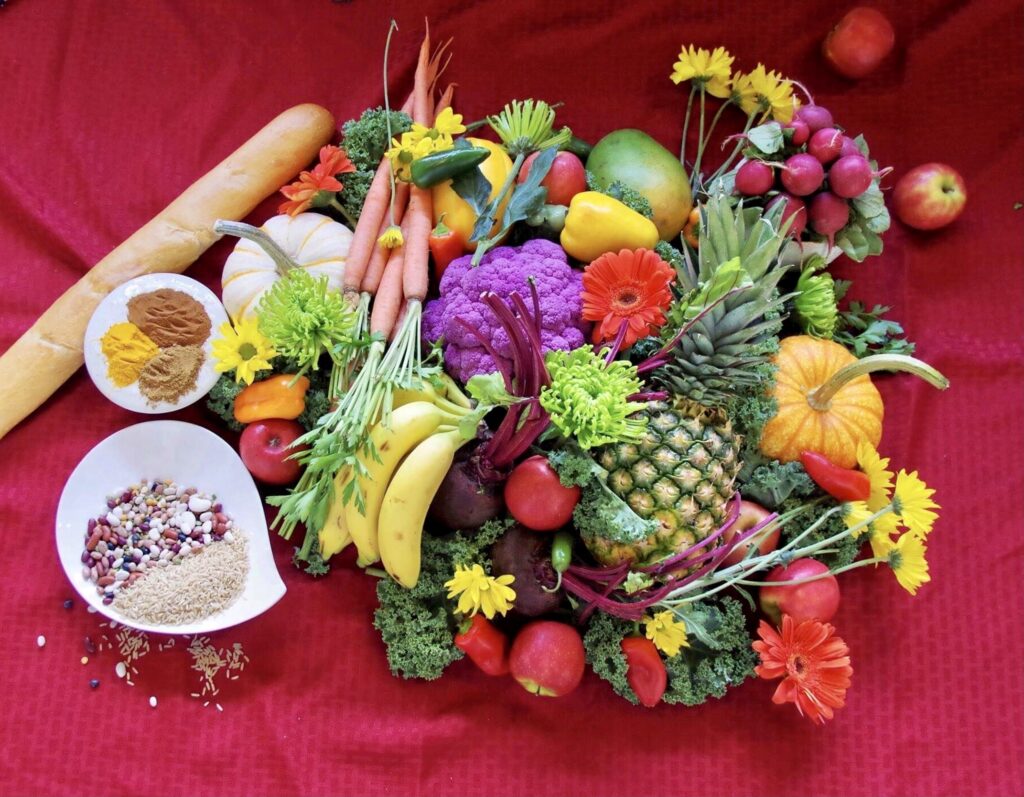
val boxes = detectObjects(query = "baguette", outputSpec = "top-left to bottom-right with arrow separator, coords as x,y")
0,103 -> 336,441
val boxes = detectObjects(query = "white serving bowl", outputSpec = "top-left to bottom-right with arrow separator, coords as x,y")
56,421 -> 285,634
83,273 -> 229,413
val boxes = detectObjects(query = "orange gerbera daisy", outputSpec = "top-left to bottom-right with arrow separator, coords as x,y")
279,145 -> 356,216
752,615 -> 853,725
581,248 -> 675,349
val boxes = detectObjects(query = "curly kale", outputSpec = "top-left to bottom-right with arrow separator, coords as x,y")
205,375 -> 245,432
339,107 -> 413,221
780,498 -> 863,568
738,455 -> 817,510
663,597 -> 757,706
583,612 -> 639,704
586,170 -> 654,219
373,519 -> 511,680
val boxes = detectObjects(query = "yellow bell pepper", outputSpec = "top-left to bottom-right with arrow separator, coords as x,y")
233,374 -> 309,424
432,137 -> 513,253
560,191 -> 660,263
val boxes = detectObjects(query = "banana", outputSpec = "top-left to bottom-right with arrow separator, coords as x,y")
346,401 -> 448,567
437,371 -> 473,409
391,380 -> 439,410
378,429 -> 461,588
319,467 -> 352,559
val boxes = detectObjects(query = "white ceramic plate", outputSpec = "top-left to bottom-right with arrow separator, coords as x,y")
56,421 -> 285,634
83,273 -> 229,413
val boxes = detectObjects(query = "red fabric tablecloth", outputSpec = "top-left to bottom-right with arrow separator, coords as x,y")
1,1 -> 1022,795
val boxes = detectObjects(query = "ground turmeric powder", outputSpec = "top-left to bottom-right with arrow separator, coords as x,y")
101,322 -> 159,386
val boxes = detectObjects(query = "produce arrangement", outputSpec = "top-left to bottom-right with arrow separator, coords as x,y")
17,14 -> 960,723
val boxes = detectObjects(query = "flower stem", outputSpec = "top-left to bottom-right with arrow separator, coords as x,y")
680,86 -> 696,164
809,354 -> 950,411
709,112 -> 757,182
692,89 -> 707,185
733,558 -> 884,587
328,196 -> 358,228
383,20 -> 399,230
213,220 -> 296,276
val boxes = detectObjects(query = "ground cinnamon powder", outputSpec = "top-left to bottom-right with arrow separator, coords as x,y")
138,345 -> 205,405
127,289 -> 211,348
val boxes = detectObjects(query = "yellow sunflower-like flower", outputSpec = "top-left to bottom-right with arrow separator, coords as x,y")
868,525 -> 897,559
733,64 -> 796,122
857,441 -> 895,510
444,564 -> 516,619
670,45 -> 734,98
211,317 -> 276,386
432,107 -> 466,138
892,469 -> 940,537
378,224 -> 405,249
841,501 -> 874,537
644,610 -> 690,657
887,532 -> 931,596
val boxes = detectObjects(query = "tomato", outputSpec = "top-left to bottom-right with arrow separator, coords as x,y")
823,7 -> 896,79
503,455 -> 581,531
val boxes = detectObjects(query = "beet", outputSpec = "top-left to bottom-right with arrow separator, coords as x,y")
490,524 -> 561,617
429,444 -> 506,532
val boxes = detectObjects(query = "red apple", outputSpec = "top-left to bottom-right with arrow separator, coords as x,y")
509,621 -> 585,697
518,150 -> 587,206
893,163 -> 967,230
722,500 -> 778,566
239,419 -> 307,485
823,7 -> 896,79
760,558 -> 840,625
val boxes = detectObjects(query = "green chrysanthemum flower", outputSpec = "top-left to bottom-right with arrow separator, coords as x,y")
794,262 -> 838,339
539,347 -> 647,449
487,99 -> 571,157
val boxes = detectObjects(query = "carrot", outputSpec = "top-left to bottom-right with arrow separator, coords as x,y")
402,187 -> 433,302
413,23 -> 432,126
360,181 -> 409,295
370,244 -> 407,338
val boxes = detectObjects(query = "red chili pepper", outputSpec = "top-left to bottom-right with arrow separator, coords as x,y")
621,636 -> 666,708
454,614 -> 510,676
429,213 -> 466,280
800,450 -> 871,502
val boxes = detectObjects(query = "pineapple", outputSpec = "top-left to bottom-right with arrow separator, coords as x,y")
586,401 -> 742,567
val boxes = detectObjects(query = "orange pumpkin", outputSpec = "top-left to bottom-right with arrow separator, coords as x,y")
760,336 -> 883,468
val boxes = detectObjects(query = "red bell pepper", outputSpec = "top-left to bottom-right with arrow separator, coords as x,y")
621,636 -> 667,708
800,450 -> 871,502
429,213 -> 466,280
454,614 -> 510,676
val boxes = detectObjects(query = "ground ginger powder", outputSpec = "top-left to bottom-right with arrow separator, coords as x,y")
101,322 -> 159,386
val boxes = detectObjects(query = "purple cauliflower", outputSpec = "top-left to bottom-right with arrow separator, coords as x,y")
422,239 -> 588,383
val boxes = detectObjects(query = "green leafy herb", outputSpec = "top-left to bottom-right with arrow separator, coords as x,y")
745,122 -> 784,155
832,282 -> 916,357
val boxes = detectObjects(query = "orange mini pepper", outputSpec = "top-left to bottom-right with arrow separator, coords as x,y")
233,374 -> 310,424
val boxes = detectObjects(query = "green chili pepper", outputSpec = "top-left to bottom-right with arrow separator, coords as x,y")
561,135 -> 593,160
410,146 -> 491,188
545,531 -> 574,592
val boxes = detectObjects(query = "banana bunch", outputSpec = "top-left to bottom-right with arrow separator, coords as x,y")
318,375 -> 474,587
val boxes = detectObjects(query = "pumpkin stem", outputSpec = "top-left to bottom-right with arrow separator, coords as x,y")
214,219 -> 298,277
809,353 -> 950,411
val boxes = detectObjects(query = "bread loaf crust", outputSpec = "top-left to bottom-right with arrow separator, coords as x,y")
0,103 -> 335,440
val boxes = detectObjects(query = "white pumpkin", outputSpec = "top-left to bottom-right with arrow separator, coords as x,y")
219,213 -> 352,321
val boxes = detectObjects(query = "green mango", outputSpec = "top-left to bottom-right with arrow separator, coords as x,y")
586,129 -> 692,240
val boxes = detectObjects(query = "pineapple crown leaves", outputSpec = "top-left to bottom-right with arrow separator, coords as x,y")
538,347 -> 647,450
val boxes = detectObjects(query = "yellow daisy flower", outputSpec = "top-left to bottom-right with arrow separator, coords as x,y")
733,64 -> 796,122
644,610 -> 689,657
432,107 -> 466,138
857,441 -> 895,511
211,317 -> 276,385
670,45 -> 734,98
892,469 -> 940,537
444,564 -> 516,619
377,224 -> 404,249
887,532 -> 931,596
841,501 -> 874,538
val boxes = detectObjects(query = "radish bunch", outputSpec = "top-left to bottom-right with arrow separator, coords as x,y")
733,103 -> 884,242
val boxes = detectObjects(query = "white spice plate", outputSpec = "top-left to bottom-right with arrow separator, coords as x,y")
83,273 -> 229,414
55,421 -> 286,634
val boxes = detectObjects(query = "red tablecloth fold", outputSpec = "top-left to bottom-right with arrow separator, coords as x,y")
1,1 -> 1021,795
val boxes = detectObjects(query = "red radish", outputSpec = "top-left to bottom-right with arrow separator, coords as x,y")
809,191 -> 850,236
839,137 -> 863,158
767,193 -> 807,238
795,104 -> 834,134
759,558 -> 840,624
829,155 -> 874,198
808,128 -> 846,164
735,160 -> 774,196
823,7 -> 896,79
784,119 -> 810,146
781,153 -> 825,196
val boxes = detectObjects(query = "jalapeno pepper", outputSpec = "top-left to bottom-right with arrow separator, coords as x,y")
800,450 -> 871,502
544,530 -> 574,592
233,374 -> 310,424
428,213 -> 466,279
454,614 -> 510,676
562,134 -> 593,160
621,636 -> 667,708
411,146 -> 490,188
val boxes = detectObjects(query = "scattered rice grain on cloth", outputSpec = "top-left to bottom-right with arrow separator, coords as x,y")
113,533 -> 248,625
